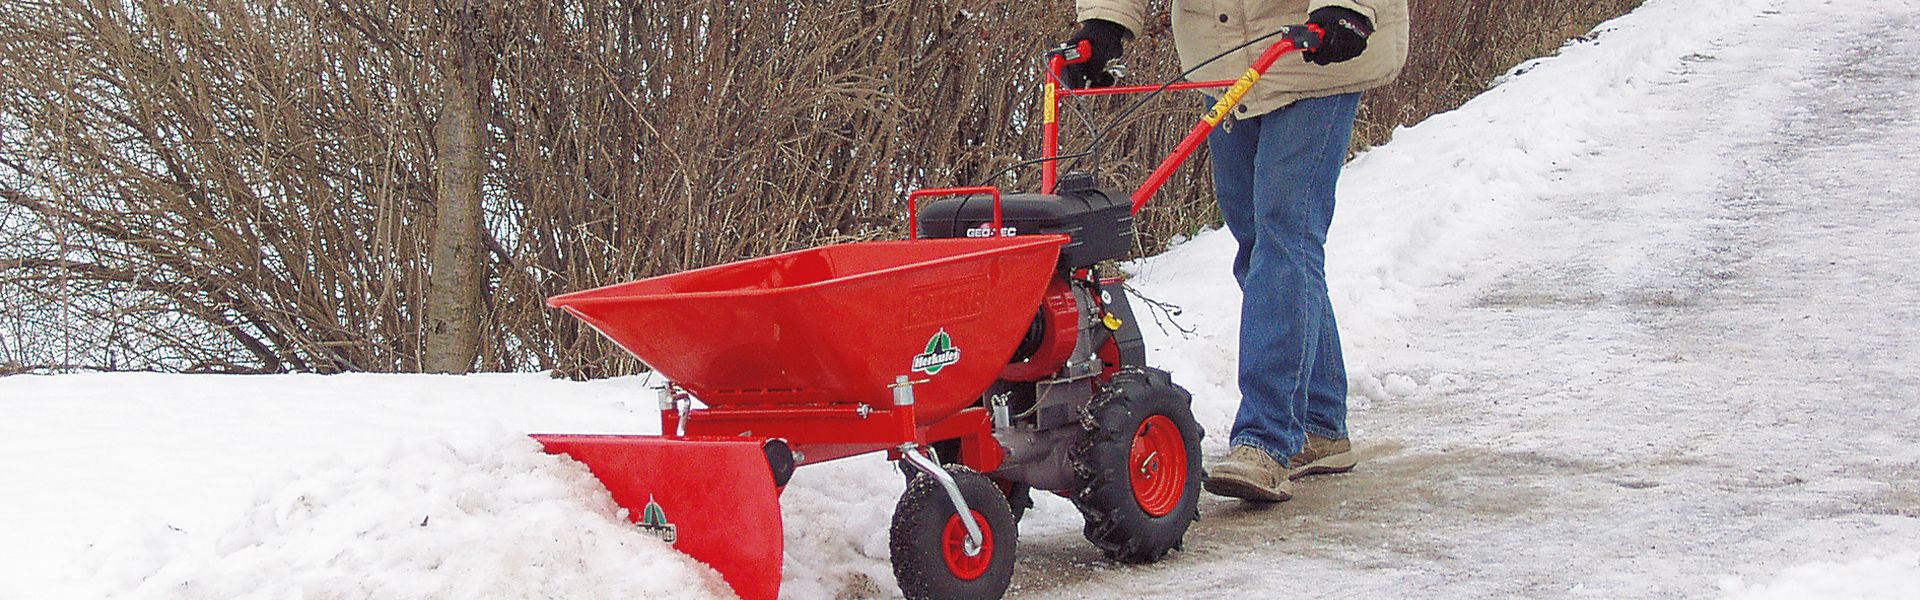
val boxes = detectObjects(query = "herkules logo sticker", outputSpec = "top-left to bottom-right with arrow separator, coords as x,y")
638,495 -> 678,543
911,329 -> 962,375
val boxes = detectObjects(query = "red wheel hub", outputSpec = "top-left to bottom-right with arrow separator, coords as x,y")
1129,414 -> 1187,517
941,510 -> 994,580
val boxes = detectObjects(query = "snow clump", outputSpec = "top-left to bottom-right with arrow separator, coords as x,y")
89,432 -> 734,600
1719,552 -> 1920,600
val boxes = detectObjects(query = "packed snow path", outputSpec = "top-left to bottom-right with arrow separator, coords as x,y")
1010,0 -> 1920,597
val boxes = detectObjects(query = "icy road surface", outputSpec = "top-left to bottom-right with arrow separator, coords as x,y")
1010,0 -> 1920,597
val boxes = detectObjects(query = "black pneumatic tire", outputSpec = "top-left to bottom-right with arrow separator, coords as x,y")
890,464 -> 1018,600
1069,367 -> 1203,564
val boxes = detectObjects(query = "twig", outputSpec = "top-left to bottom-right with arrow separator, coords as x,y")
1123,283 -> 1196,338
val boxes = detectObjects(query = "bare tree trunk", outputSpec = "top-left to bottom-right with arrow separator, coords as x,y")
424,0 -> 489,374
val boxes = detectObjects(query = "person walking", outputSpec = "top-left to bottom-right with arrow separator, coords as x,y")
1060,1 -> 1408,502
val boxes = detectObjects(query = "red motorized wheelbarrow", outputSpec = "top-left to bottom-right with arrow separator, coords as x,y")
535,24 -> 1328,600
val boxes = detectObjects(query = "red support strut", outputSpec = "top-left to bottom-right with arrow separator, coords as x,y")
1127,35 -> 1308,214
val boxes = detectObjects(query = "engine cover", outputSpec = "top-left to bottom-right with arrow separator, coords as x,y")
1000,278 -> 1080,382
914,186 -> 1133,268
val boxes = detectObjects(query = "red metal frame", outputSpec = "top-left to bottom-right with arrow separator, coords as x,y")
669,403 -> 1006,472
1038,41 -> 1091,194
926,26 -> 1322,226
1060,80 -> 1239,96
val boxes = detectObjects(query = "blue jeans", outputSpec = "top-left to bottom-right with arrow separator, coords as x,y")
1206,92 -> 1360,463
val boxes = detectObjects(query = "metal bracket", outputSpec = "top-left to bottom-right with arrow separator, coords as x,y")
900,444 -> 984,555
657,383 -> 693,437
988,392 -> 1011,429
890,375 -> 928,406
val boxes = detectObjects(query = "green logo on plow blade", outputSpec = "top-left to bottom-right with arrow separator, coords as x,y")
638,495 -> 678,544
912,330 -> 963,375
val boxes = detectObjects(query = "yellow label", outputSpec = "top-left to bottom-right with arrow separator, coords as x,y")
1202,67 -> 1265,126
1043,82 -> 1057,124
1102,312 -> 1124,331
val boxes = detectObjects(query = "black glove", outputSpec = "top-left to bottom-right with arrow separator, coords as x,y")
1304,7 -> 1373,65
1060,19 -> 1129,89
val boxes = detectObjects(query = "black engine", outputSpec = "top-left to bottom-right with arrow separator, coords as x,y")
913,177 -> 1133,269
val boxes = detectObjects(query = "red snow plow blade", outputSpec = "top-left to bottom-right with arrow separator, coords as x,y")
532,434 -> 789,600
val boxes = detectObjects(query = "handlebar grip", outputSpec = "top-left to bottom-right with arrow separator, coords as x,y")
1069,40 -> 1093,65
1047,40 -> 1096,66
1289,24 -> 1327,52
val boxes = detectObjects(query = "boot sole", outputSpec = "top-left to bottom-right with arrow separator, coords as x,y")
1203,474 -> 1293,502
1288,452 -> 1358,481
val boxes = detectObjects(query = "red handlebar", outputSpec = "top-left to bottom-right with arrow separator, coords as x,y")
1039,24 -> 1325,214
905,25 -> 1324,242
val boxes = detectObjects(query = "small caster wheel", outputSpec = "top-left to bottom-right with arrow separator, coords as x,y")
1070,367 -> 1203,563
890,464 -> 1018,600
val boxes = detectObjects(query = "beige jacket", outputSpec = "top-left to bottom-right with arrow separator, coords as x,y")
1076,0 -> 1409,118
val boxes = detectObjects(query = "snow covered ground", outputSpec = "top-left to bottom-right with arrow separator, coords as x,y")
3,0 -> 1918,597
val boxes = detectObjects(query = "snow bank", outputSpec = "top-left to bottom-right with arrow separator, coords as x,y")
773,456 -> 905,599
0,372 -> 671,598
1720,552 -> 1920,600
87,432 -> 733,600
2,372 -> 1073,599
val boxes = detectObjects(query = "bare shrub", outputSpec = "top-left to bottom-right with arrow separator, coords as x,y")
0,0 -> 1641,377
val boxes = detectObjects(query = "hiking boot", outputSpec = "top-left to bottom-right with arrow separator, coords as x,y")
1204,445 -> 1294,502
1288,434 -> 1357,480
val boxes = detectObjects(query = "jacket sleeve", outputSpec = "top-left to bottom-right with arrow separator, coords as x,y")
1308,0 -> 1380,23
1075,0 -> 1147,38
